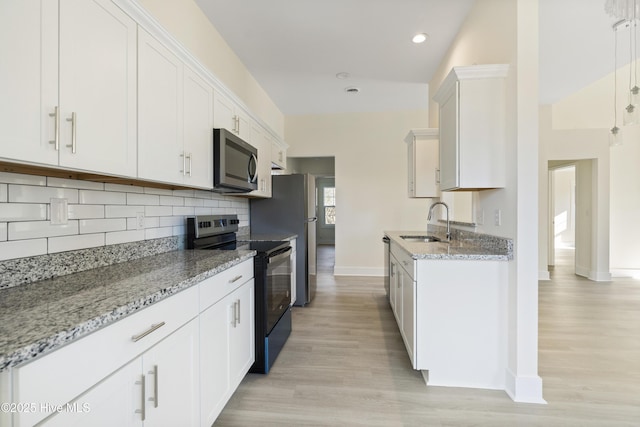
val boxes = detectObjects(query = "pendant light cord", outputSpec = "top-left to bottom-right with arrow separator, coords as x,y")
615,26 -> 619,127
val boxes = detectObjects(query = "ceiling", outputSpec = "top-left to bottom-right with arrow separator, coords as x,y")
194,0 -> 636,116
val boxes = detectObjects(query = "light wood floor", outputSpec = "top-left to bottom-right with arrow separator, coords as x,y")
215,246 -> 640,426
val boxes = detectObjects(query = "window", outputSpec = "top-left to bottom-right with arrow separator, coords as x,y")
323,187 -> 335,225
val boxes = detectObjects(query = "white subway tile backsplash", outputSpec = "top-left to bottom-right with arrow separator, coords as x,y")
79,190 -> 126,205
0,172 -> 250,262
48,233 -> 104,254
105,183 -> 144,193
143,217 -> 160,228
105,229 -> 145,245
68,205 -> 105,220
144,187 -> 174,196
184,198 -> 204,207
0,238 -> 47,260
144,206 -> 173,217
172,206 -> 195,216
0,203 -> 47,221
0,172 -> 46,186
145,227 -> 173,239
194,207 -> 213,216
8,221 -> 78,240
105,205 -> 145,218
127,193 -> 159,206
159,216 -> 184,227
8,185 -> 79,204
47,177 -> 104,190
160,195 -> 184,206
79,218 -> 126,234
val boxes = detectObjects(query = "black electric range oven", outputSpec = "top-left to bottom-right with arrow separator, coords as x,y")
187,215 -> 292,374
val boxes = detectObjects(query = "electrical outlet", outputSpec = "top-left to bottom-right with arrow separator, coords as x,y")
50,198 -> 68,225
494,209 -> 502,226
136,212 -> 145,230
476,209 -> 484,225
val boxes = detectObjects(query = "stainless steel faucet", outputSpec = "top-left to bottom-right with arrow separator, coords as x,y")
428,201 -> 451,241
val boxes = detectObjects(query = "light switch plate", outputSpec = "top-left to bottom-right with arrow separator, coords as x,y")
136,212 -> 145,230
494,209 -> 502,226
51,198 -> 68,225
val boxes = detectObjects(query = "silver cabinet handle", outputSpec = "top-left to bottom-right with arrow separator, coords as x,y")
187,153 -> 192,177
180,152 -> 186,176
236,299 -> 241,324
135,374 -> 146,421
436,168 -> 440,184
49,106 -> 59,150
131,321 -> 166,342
229,275 -> 243,283
231,301 -> 237,327
403,260 -> 410,267
66,112 -> 77,153
149,365 -> 159,408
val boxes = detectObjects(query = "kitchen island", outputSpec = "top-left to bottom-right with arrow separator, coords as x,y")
384,229 -> 511,391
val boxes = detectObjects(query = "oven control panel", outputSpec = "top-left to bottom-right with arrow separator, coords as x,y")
187,214 -> 239,239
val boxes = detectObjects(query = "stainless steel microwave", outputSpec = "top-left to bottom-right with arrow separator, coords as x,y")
213,128 -> 258,193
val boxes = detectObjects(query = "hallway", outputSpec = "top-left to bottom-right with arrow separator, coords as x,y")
215,246 -> 640,426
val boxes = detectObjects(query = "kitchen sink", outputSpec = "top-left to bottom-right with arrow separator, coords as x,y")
400,235 -> 442,243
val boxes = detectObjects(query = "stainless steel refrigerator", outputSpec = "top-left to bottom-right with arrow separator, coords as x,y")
250,174 -> 317,306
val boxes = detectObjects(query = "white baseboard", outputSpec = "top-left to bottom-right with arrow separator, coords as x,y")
611,268 -> 640,279
504,369 -> 546,404
333,266 -> 384,276
538,270 -> 550,281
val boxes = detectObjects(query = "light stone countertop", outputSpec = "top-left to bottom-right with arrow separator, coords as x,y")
0,249 -> 255,371
384,230 -> 511,261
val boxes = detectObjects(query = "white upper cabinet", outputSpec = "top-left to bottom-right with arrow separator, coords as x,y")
0,0 -> 137,177
138,29 -> 213,189
213,90 -> 251,142
248,123 -> 273,198
404,129 -> 440,198
271,139 -> 287,170
433,64 -> 508,191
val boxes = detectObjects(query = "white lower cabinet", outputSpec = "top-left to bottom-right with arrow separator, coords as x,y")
389,239 -> 508,389
43,319 -> 199,427
3,259 -> 255,427
199,260 -> 255,427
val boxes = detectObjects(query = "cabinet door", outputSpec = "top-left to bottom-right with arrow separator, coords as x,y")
213,90 -> 236,132
229,280 -> 255,390
249,124 -> 272,198
142,319 -> 199,427
438,83 -> 459,191
58,0 -> 137,176
138,27 -> 184,185
0,0 -> 58,166
271,140 -> 286,169
389,257 -> 397,314
409,136 -> 440,198
42,359 -> 142,427
401,269 -> 416,368
183,66 -> 214,189
390,256 -> 402,326
199,295 -> 231,426
236,109 -> 252,142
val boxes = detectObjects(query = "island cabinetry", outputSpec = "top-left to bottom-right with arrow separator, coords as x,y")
433,64 -> 508,191
199,259 -> 255,427
404,129 -> 440,198
0,0 -> 137,177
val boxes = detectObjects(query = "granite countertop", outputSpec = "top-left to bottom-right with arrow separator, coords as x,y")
384,230 -> 511,261
0,249 -> 255,371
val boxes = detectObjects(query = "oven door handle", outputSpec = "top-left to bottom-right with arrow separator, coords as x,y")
267,246 -> 292,264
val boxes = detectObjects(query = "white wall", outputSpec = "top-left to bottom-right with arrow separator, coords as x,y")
428,0 -> 543,403
285,110 -> 430,275
138,0 -> 284,137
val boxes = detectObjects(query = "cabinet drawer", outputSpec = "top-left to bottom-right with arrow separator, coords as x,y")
199,258 -> 254,312
12,285 -> 198,427
390,241 -> 415,281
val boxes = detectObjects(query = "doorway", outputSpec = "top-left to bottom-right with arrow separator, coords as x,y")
549,165 -> 575,269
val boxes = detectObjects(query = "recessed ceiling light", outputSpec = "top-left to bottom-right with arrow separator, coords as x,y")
336,72 -> 351,79
412,33 -> 429,44
345,86 -> 360,94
